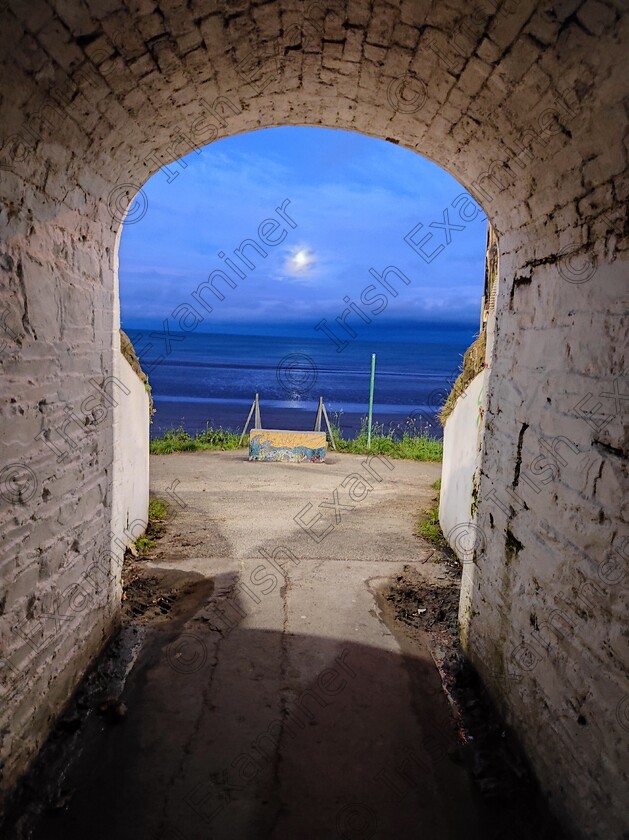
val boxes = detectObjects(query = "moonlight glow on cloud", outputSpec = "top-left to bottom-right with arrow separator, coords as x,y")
285,246 -> 315,276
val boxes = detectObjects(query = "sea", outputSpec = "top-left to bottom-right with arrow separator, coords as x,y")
122,322 -> 478,441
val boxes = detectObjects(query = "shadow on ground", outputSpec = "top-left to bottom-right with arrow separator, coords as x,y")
3,565 -> 562,840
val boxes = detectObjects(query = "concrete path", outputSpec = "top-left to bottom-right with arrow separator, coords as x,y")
29,450 -> 486,840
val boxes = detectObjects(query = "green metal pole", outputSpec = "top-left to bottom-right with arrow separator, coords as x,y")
367,353 -> 376,449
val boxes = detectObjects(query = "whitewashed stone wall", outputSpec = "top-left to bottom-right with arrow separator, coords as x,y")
0,1 -> 627,836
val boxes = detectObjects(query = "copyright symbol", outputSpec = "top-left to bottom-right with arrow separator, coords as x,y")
557,244 -> 597,284
107,183 -> 148,225
0,463 -> 38,504
276,353 -> 318,395
336,803 -> 377,839
511,642 -> 542,673
616,695 -> 629,732
165,633 -> 207,674
446,522 -> 486,561
387,74 -> 427,113
427,387 -> 450,409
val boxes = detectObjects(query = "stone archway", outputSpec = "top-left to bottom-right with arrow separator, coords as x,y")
0,2 -> 626,836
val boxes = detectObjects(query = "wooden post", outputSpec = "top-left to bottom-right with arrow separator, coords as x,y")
239,393 -> 262,445
321,399 -> 337,451
314,396 -> 323,432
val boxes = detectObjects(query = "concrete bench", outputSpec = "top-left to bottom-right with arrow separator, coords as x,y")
249,429 -> 327,462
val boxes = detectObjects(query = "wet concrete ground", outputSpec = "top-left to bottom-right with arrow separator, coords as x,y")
5,451 -> 536,839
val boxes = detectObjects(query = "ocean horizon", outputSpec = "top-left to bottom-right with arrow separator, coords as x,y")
121,320 -> 479,440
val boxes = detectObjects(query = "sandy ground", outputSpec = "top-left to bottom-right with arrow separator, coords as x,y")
3,451 -> 561,839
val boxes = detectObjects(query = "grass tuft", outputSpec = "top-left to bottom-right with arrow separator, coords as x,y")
150,426 -> 242,455
133,496 -> 174,555
330,416 -> 443,461
134,535 -> 156,555
148,497 -> 169,521
417,479 -> 447,546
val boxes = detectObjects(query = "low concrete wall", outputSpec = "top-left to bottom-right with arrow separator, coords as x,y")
439,372 -> 485,561
111,350 -> 150,552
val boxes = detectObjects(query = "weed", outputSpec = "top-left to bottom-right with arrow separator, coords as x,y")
417,480 -> 447,546
134,535 -> 156,555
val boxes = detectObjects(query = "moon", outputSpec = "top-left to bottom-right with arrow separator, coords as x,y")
293,249 -> 309,267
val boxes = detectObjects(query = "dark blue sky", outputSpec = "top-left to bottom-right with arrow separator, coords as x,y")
119,126 -> 487,334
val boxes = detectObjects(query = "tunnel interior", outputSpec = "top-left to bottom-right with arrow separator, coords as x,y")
0,2 -> 627,837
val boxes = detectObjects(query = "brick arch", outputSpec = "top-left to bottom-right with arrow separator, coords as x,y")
0,2 -> 627,837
